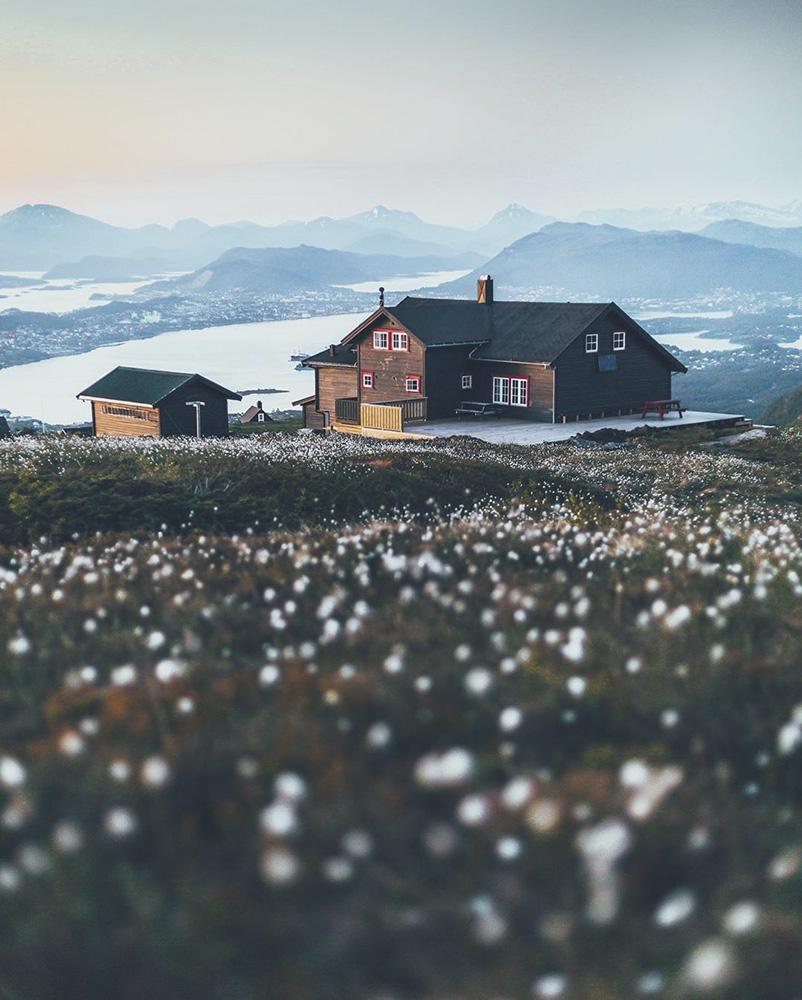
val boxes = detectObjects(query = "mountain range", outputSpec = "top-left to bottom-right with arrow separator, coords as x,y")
439,222 -> 802,300
0,203 -> 551,272
145,245 -> 480,295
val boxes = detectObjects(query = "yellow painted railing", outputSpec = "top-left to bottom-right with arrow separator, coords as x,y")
361,402 -> 403,432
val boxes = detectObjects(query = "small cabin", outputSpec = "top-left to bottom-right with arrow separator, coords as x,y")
77,366 -> 242,438
241,400 -> 273,424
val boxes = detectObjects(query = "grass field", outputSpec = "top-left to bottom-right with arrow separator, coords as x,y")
1,428 -> 802,998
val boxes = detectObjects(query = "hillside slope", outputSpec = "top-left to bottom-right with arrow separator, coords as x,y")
2,431 -> 802,998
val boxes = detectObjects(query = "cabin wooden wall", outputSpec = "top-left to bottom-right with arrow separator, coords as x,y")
553,314 -> 674,421
424,345 -> 480,419
93,402 -> 160,438
303,400 -> 325,430
356,318 -> 425,405
316,364 -> 358,424
470,363 -> 554,422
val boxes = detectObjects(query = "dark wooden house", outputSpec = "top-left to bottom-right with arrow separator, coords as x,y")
0,415 -> 11,439
77,367 -> 242,438
301,276 -> 686,433
241,400 -> 273,424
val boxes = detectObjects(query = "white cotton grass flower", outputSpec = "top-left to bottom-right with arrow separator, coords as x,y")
664,605 -> 691,630
274,772 -> 307,802
635,971 -> 665,994
777,722 -> 802,756
414,747 -> 474,788
342,829 -> 373,859
575,818 -> 631,925
109,759 -> 131,782
457,794 -> 490,826
365,721 -> 392,749
682,939 -> 735,990
532,973 -> 568,998
59,730 -> 85,757
423,822 -> 458,858
260,801 -> 298,837
654,889 -> 696,928
52,821 -> 83,853
526,799 -> 561,834
155,659 -> 185,683
501,776 -> 536,810
0,865 -> 21,893
104,807 -> 138,838
321,856 -> 354,883
768,846 -> 802,880
473,907 -> 508,946
146,630 -> 166,651
722,901 -> 760,936
18,844 -> 50,876
261,846 -> 301,886
140,756 -> 170,789
496,836 -> 522,861
465,668 -> 493,695
111,665 -> 137,686
566,676 -> 587,697
7,635 -> 31,655
259,665 -> 281,687
0,757 -> 26,788
499,707 -> 523,732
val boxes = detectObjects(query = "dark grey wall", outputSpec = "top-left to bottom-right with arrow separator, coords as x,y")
553,314 -> 674,420
158,380 -> 233,437
424,345 -> 478,419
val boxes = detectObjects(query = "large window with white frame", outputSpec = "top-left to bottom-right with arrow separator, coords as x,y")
510,377 -> 529,407
492,376 -> 510,406
391,331 -> 409,351
405,375 -> 421,394
461,374 -> 473,390
585,333 -> 599,353
372,330 -> 389,350
613,330 -> 626,351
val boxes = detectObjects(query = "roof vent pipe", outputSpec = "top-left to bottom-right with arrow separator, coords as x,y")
379,286 -> 385,308
329,344 -> 336,357
477,275 -> 494,304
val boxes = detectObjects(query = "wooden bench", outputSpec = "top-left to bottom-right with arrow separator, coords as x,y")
455,401 -> 501,419
641,399 -> 686,420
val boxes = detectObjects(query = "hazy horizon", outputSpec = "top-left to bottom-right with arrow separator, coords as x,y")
2,0 -> 801,228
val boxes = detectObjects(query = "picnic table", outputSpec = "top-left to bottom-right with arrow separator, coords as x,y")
641,399 -> 686,420
455,401 -> 502,419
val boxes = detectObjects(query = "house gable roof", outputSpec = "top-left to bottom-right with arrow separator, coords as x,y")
77,366 -> 242,405
340,296 -> 686,372
303,343 -> 358,367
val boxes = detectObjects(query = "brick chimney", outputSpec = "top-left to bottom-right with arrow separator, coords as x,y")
477,275 -> 494,304
329,344 -> 336,357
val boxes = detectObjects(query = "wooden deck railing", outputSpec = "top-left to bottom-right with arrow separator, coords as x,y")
376,397 -> 427,424
335,397 -> 360,424
361,402 -> 403,432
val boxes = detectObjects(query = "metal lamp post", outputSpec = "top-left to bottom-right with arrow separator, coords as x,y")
186,400 -> 206,438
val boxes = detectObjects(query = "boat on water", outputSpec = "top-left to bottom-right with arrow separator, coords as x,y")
288,350 -> 308,362
294,363 -> 306,371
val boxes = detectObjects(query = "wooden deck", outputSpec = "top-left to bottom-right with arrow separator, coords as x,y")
403,410 -> 748,444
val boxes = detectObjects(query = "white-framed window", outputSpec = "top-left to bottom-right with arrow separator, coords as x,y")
613,330 -> 626,351
372,330 -> 389,350
492,376 -> 509,405
361,371 -> 374,389
257,411 -> 266,423
510,377 -> 529,407
461,374 -> 473,390
585,333 -> 599,353
405,375 -> 421,394
391,331 -> 409,351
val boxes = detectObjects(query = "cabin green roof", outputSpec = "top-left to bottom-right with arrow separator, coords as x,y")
77,367 -> 242,405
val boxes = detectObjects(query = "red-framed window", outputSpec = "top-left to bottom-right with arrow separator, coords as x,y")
391,331 -> 409,351
361,371 -> 374,390
372,330 -> 389,350
405,374 -> 421,394
585,332 -> 599,353
492,375 -> 529,407
461,374 -> 473,390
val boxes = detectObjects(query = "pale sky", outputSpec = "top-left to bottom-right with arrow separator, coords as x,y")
1,0 -> 800,227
